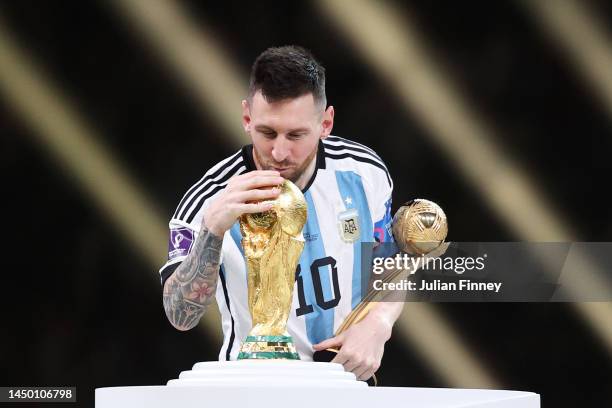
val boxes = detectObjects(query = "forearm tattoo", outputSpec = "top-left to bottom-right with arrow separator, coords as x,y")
163,227 -> 223,330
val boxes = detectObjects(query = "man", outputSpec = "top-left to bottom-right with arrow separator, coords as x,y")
160,46 -> 402,381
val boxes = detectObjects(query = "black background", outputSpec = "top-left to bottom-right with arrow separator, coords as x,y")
1,1 -> 611,407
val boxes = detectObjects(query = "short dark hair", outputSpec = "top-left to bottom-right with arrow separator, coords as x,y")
248,45 -> 326,108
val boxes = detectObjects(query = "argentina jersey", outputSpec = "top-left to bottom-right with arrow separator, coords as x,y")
159,135 -> 394,361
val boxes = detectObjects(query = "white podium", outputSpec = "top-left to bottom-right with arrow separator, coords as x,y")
96,361 -> 540,408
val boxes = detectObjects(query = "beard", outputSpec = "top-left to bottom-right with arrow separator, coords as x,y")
253,145 -> 318,184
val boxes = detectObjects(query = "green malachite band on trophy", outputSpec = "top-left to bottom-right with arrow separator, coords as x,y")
237,351 -> 300,360
237,335 -> 300,360
245,335 -> 294,343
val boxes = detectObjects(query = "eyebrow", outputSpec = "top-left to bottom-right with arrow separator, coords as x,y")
254,125 -> 310,133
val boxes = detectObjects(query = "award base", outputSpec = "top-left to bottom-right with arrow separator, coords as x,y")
237,335 -> 300,360
96,361 -> 540,407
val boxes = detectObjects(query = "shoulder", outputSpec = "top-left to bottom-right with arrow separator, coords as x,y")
171,148 -> 248,226
321,136 -> 392,189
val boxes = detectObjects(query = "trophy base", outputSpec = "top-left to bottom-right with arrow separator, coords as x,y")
237,335 -> 300,360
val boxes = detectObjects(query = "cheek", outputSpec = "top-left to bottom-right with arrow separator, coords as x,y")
291,147 -> 308,162
296,139 -> 319,160
253,137 -> 273,156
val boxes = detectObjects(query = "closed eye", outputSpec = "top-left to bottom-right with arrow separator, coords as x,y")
260,130 -> 276,138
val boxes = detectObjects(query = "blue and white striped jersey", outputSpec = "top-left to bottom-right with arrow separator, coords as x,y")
160,136 -> 394,361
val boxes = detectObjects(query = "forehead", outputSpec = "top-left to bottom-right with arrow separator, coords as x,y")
249,91 -> 319,128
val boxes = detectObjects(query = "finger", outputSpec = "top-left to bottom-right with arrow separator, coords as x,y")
238,175 -> 285,190
343,358 -> 361,373
330,351 -> 349,365
234,187 -> 281,203
356,359 -> 379,381
357,369 -> 374,382
353,363 -> 369,380
236,202 -> 274,214
313,336 -> 343,351
239,170 -> 281,179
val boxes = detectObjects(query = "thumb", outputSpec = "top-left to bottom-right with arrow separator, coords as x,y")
313,335 -> 343,351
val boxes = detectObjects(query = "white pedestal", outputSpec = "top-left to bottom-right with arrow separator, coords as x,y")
96,361 -> 539,408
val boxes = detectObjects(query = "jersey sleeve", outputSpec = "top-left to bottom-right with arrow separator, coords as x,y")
157,148 -> 245,287
158,220 -> 198,287
373,196 -> 393,243
372,171 -> 394,243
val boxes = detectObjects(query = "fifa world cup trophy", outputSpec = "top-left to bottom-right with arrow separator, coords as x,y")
237,180 -> 307,360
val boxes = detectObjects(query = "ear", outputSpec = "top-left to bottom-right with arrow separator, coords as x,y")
321,106 -> 334,139
242,99 -> 251,132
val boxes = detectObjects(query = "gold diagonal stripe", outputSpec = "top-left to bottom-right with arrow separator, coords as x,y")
522,0 -> 612,119
0,15 -> 222,345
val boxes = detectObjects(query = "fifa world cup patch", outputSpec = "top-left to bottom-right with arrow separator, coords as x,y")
338,208 -> 360,243
168,227 -> 195,259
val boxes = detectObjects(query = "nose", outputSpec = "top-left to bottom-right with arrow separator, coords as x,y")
271,136 -> 290,163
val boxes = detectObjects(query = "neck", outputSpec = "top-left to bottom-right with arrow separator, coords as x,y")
293,152 -> 318,190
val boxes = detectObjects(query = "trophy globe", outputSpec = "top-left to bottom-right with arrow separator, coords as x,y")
392,199 -> 448,255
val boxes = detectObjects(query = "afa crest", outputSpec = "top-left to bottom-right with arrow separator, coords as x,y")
338,208 -> 360,243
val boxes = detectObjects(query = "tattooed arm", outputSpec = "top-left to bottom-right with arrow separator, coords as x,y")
162,227 -> 223,331
163,170 -> 284,330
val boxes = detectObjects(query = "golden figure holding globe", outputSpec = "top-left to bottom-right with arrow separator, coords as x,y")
237,180 -> 307,359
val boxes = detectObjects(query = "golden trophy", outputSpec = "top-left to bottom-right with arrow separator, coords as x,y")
237,180 -> 307,360
392,198 -> 448,256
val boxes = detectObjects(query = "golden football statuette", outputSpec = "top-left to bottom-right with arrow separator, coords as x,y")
335,199 -> 449,334
392,198 -> 448,255
316,198 -> 449,383
237,179 -> 307,360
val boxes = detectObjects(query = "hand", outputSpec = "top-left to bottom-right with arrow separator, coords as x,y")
313,310 -> 393,381
202,170 -> 284,237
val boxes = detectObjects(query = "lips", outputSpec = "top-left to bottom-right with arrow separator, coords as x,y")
270,164 -> 294,171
